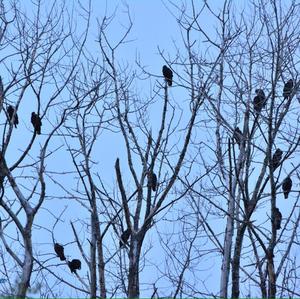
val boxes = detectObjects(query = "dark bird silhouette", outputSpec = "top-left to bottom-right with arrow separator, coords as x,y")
7,105 -> 19,128
148,171 -> 158,192
253,89 -> 266,113
119,228 -> 131,248
31,112 -> 42,134
282,176 -> 292,199
271,148 -> 283,170
162,65 -> 173,86
273,207 -> 282,230
54,243 -> 66,261
68,259 -> 81,274
283,79 -> 293,99
233,127 -> 243,147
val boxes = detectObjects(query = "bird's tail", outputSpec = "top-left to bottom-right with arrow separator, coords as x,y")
167,79 -> 172,86
284,192 -> 288,199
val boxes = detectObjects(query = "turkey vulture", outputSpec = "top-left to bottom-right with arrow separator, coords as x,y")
282,177 -> 292,199
162,65 -> 173,87
273,207 -> 282,230
148,171 -> 158,192
283,79 -> 293,99
271,149 -> 283,170
54,243 -> 66,261
253,89 -> 266,113
68,259 -> 81,274
31,112 -> 42,134
119,228 -> 131,248
233,127 -> 243,147
7,105 -> 19,128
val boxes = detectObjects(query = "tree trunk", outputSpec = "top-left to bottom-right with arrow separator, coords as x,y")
231,223 -> 247,299
267,257 -> 276,298
95,210 -> 106,298
220,139 -> 235,299
220,198 -> 234,298
128,238 -> 142,298
97,236 -> 106,298
17,224 -> 33,298
90,211 -> 97,298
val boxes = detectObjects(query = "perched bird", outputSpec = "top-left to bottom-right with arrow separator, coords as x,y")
54,243 -> 66,261
233,127 -> 243,147
68,259 -> 81,274
273,207 -> 282,230
119,228 -> 131,248
283,79 -> 293,99
271,148 -> 283,170
162,65 -> 173,87
148,171 -> 158,192
31,112 -> 42,134
253,89 -> 266,113
7,105 -> 19,128
282,176 -> 292,199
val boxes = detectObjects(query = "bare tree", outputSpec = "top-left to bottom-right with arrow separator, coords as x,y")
0,1 -> 299,298
0,0 -> 89,297
155,0 -> 300,298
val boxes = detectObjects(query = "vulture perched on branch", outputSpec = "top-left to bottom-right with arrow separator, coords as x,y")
253,89 -> 266,113
283,79 -> 293,99
233,127 -> 243,147
273,207 -> 282,230
119,228 -> 131,248
7,105 -> 19,128
282,177 -> 292,199
54,243 -> 66,261
31,112 -> 42,135
162,65 -> 173,87
68,259 -> 81,274
271,149 -> 283,170
148,171 -> 158,192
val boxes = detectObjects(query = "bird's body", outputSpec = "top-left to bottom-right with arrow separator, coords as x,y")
283,79 -> 293,99
271,148 -> 283,170
7,105 -> 19,128
68,259 -> 81,274
54,243 -> 66,261
162,65 -> 173,87
119,228 -> 131,248
148,171 -> 158,192
233,127 -> 243,147
282,176 -> 292,199
31,112 -> 42,134
273,207 -> 282,230
253,89 -> 266,113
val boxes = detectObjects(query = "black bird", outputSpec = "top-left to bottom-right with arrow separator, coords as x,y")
233,127 -> 243,147
253,89 -> 266,113
271,148 -> 283,170
7,105 -> 19,128
273,207 -> 282,230
162,65 -> 173,87
54,243 -> 66,261
68,259 -> 81,274
31,112 -> 42,134
282,176 -> 292,199
283,79 -> 293,99
148,171 -> 158,192
119,228 -> 131,248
